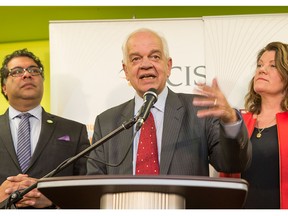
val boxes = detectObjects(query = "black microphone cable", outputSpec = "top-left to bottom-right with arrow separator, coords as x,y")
85,127 -> 138,168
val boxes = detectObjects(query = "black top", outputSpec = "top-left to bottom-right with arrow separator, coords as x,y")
242,124 -> 280,209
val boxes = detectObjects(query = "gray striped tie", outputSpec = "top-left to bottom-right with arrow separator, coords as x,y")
17,113 -> 32,173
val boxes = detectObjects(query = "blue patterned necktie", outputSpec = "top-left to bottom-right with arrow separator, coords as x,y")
17,113 -> 32,173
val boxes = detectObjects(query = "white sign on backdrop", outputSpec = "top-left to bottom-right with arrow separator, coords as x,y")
49,18 -> 205,140
50,14 -> 288,142
204,13 -> 288,109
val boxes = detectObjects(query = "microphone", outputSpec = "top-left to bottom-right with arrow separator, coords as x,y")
135,88 -> 158,131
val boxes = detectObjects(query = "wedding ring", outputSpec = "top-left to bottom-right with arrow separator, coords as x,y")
213,98 -> 217,106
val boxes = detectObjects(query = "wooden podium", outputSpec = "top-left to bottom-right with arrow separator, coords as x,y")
37,175 -> 248,209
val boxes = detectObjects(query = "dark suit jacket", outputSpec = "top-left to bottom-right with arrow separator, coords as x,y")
0,108 -> 90,184
87,89 -> 251,176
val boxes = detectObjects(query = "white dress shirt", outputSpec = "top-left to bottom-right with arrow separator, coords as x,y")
9,105 -> 42,155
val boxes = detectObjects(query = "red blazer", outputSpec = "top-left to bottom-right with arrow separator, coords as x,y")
221,111 -> 288,209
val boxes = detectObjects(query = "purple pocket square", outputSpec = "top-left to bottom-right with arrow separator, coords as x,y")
57,135 -> 70,141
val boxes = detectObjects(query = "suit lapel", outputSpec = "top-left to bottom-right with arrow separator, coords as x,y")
0,110 -> 20,170
115,100 -> 135,174
160,89 -> 184,174
29,109 -> 56,168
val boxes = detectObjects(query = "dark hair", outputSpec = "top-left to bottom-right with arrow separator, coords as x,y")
244,41 -> 288,113
0,48 -> 44,100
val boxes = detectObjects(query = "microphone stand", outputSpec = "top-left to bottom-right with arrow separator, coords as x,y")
0,116 -> 138,209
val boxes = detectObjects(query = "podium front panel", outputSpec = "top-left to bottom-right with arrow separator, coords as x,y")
37,175 -> 248,209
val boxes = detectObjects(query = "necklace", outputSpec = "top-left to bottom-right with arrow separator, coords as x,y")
256,128 -> 265,138
256,115 -> 276,139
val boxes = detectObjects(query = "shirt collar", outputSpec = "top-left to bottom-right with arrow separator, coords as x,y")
134,86 -> 168,114
9,105 -> 42,120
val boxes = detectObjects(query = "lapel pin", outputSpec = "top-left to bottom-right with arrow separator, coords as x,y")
47,119 -> 53,124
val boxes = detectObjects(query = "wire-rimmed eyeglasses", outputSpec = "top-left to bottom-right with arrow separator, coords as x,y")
8,66 -> 43,77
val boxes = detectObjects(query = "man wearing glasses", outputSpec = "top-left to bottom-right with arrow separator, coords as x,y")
0,49 -> 90,208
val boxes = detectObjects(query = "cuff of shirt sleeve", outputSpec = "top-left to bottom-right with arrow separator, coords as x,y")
221,109 -> 242,139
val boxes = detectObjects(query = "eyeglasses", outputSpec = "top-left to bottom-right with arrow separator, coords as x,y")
8,66 -> 43,77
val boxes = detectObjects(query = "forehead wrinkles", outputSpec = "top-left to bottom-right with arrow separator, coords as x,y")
127,32 -> 163,54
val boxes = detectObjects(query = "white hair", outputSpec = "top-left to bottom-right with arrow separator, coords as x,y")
121,28 -> 170,65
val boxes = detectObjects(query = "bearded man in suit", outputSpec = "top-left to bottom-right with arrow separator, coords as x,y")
0,49 -> 90,208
